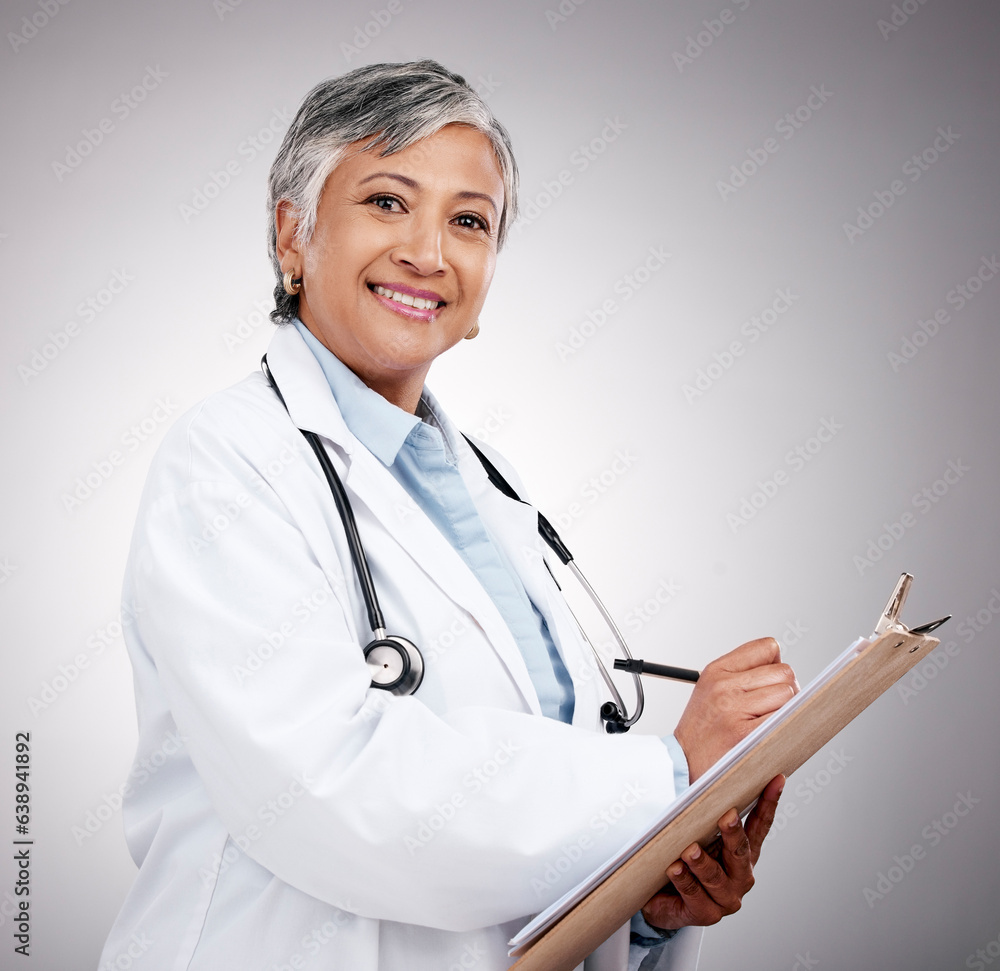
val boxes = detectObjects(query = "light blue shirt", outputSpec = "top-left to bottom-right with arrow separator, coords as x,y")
293,319 -> 575,721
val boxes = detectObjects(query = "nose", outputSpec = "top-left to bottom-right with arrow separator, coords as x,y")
391,214 -> 447,277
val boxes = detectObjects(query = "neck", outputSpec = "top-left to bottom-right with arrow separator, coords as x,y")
363,374 -> 425,415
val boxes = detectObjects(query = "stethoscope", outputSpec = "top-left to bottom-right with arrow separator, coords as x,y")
262,356 -> 696,733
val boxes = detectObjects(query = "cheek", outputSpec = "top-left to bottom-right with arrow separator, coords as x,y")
464,254 -> 496,304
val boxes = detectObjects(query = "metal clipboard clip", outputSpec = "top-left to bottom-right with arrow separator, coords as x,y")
873,572 -> 951,638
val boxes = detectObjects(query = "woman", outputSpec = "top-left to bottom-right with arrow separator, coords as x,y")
99,60 -> 796,971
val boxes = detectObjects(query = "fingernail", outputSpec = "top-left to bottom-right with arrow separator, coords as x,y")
724,811 -> 739,830
775,775 -> 786,795
686,844 -> 702,861
669,863 -> 684,877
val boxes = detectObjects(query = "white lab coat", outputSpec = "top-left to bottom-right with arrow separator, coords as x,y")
99,323 -> 702,971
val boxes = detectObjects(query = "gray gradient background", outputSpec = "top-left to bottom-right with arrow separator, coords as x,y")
2,0 -> 998,968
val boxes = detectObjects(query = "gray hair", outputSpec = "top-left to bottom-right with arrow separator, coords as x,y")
266,59 -> 520,323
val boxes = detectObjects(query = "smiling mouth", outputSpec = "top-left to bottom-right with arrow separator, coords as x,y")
368,284 -> 444,312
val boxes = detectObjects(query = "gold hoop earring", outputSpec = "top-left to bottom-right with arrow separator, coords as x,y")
464,319 -> 480,340
283,269 -> 302,296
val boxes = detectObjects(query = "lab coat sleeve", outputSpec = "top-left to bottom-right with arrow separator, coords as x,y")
125,390 -> 683,934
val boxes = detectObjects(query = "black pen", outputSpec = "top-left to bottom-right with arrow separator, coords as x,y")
613,658 -> 700,683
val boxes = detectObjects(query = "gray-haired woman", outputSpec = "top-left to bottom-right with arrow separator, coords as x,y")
100,59 -> 793,971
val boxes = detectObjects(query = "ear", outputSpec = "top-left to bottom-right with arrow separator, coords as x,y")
275,200 -> 304,271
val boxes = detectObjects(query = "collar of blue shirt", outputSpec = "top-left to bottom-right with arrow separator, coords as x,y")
291,317 -> 429,466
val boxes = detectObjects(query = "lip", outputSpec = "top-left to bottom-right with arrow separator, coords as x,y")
369,281 -> 446,303
367,281 -> 446,322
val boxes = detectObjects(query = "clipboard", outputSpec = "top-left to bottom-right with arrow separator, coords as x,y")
508,574 -> 947,971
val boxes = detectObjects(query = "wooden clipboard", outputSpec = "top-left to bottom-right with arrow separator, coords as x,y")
509,626 -> 940,971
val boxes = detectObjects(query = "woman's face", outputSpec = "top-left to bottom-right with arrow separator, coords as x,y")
278,124 -> 505,411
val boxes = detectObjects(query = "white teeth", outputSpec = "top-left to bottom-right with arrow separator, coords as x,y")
372,285 -> 440,311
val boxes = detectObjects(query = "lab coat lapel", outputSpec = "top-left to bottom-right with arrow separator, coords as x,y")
264,326 -> 543,715
344,452 -> 543,715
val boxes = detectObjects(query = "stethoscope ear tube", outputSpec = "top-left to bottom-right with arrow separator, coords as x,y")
263,356 -> 409,690
566,562 -> 645,732
463,434 -> 645,733
298,426 -> 386,636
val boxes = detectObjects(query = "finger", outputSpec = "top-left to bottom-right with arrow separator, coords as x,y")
665,858 -> 727,924
710,637 -> 782,673
738,681 -> 798,717
745,775 -> 785,863
682,839 -> 747,913
641,888 -> 687,931
715,809 -> 754,890
734,660 -> 798,693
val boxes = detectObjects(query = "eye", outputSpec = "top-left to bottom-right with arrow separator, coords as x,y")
367,193 -> 405,213
454,212 -> 490,232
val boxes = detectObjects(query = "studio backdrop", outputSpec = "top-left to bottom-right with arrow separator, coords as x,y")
1,0 -> 998,968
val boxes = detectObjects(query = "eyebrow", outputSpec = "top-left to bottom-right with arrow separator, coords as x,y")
358,172 -> 499,216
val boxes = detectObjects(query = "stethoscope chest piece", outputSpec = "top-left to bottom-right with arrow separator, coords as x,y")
365,635 -> 424,695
